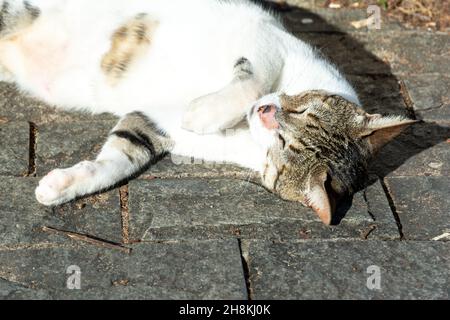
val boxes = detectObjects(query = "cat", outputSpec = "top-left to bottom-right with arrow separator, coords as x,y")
0,0 -> 416,225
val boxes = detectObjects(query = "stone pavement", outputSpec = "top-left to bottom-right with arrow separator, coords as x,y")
0,1 -> 448,299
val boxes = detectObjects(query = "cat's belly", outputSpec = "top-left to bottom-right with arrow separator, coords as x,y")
4,0 -> 272,130
16,21 -> 235,121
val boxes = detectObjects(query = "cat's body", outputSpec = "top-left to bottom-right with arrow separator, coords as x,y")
0,0 -> 414,224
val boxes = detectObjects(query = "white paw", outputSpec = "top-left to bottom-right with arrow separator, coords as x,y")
182,98 -> 224,134
35,161 -> 97,206
182,94 -> 243,134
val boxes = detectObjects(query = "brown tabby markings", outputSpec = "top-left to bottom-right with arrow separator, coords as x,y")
260,90 -> 416,225
0,0 -> 40,38
101,13 -> 158,85
110,112 -> 173,166
263,92 -> 372,207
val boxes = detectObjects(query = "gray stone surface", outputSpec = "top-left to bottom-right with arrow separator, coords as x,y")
0,177 -> 123,245
348,74 -> 409,117
0,83 -> 117,125
0,279 -> 52,300
354,32 -> 450,76
298,32 -> 391,75
0,121 -> 29,176
36,120 -> 117,176
284,8 -> 404,33
244,240 -> 449,299
370,123 -> 450,177
128,178 -> 398,241
0,240 -> 247,300
386,176 -> 450,240
403,74 -> 450,122
298,32 -> 450,76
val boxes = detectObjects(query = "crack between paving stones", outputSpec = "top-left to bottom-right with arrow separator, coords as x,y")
415,104 -> 445,112
398,80 -> 417,120
380,178 -> 405,240
0,276 -> 32,289
42,226 -> 132,253
27,122 -> 37,177
237,239 -> 254,300
362,189 -> 377,222
119,185 -> 130,244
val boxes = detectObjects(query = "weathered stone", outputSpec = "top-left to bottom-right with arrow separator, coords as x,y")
298,32 -> 449,76
348,74 -> 409,117
244,240 -> 449,299
0,121 -> 29,176
0,240 -> 247,300
370,122 -> 449,177
0,279 -> 52,300
284,8 -> 366,33
403,74 -> 450,122
352,31 -> 450,76
128,178 -> 398,241
36,120 -> 117,176
0,83 -> 117,125
0,177 -> 122,245
386,176 -> 450,240
296,32 -> 384,75
284,8 -> 404,33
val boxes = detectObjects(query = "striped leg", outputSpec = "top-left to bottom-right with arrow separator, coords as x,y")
0,0 -> 41,38
35,112 -> 172,206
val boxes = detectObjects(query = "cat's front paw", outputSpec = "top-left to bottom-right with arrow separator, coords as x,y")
35,169 -> 75,206
182,100 -> 224,134
182,94 -> 242,134
35,161 -> 97,206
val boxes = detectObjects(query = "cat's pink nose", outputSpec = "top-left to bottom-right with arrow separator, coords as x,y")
258,105 -> 279,130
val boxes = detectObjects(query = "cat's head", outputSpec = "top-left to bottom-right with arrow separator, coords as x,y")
247,90 -> 417,225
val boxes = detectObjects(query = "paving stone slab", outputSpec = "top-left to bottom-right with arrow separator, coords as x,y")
403,74 -> 450,122
0,240 -> 247,300
0,121 -> 29,176
36,120 -> 117,176
128,178 -> 398,241
0,177 -> 122,245
244,240 -> 449,299
370,122 -> 450,177
0,83 -> 117,125
298,32 -> 449,76
348,74 -> 409,117
297,32 -> 393,75
283,8 -> 404,33
386,176 -> 450,241
0,279 -> 52,300
352,31 -> 450,76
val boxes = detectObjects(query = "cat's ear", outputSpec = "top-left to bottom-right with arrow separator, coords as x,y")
361,115 -> 419,152
305,171 -> 337,225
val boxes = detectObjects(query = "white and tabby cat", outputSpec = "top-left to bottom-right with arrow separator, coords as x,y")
0,0 -> 415,224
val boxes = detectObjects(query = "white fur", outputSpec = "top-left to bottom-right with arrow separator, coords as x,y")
0,0 -> 360,205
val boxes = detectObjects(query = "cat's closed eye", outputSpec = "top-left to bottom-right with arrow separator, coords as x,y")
286,106 -> 308,116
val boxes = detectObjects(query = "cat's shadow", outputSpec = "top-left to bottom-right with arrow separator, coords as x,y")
259,1 -> 449,225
